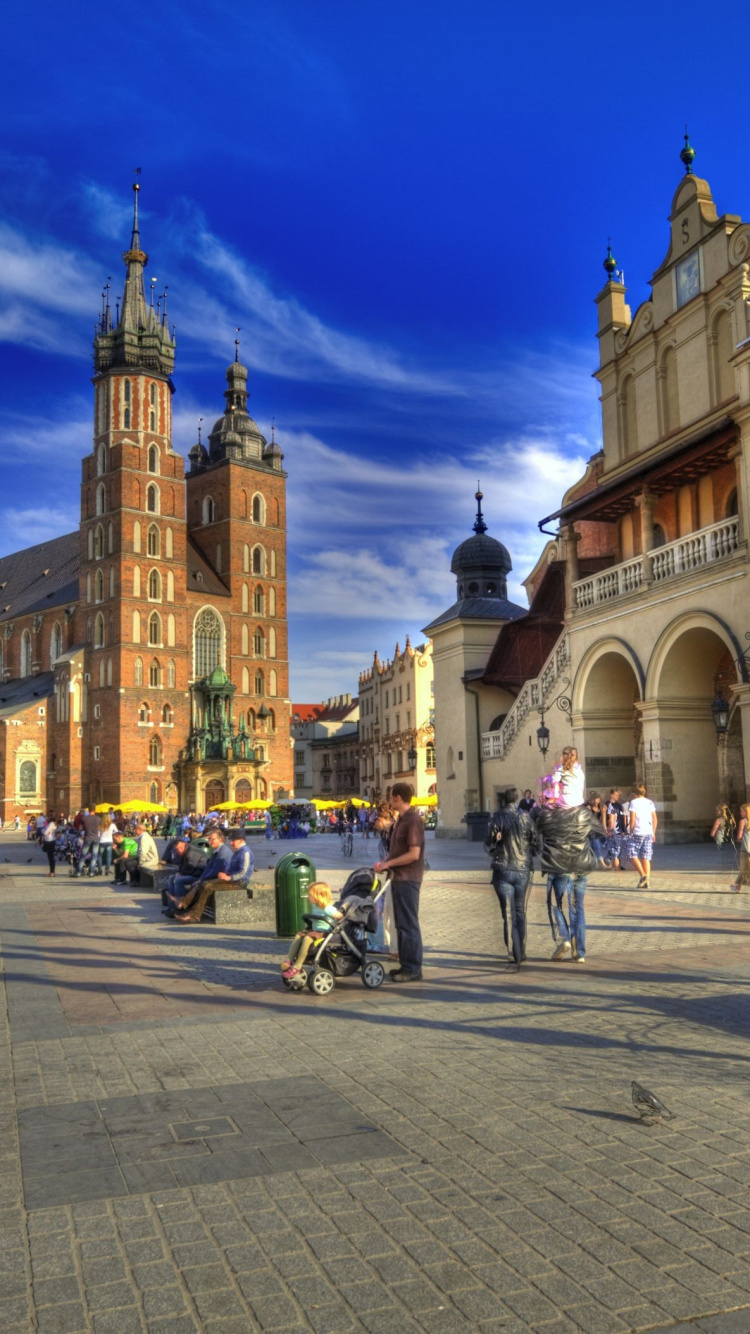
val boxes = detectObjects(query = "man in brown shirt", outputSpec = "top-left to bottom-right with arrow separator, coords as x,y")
375,782 -> 424,982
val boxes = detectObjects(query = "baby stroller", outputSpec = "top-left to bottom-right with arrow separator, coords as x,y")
282,867 -> 389,996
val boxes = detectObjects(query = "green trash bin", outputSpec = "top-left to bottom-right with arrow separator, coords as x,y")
275,852 -> 317,937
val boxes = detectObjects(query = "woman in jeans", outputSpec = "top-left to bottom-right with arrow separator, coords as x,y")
98,815 -> 115,875
42,816 -> 58,877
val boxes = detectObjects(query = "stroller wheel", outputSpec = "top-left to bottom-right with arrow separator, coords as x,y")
362,960 -> 385,989
308,966 -> 335,996
281,972 -> 306,991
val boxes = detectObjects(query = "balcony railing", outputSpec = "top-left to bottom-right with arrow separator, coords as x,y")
481,633 -> 569,762
573,517 -> 740,611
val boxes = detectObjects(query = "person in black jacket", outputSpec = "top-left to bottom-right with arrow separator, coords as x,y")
484,788 -> 540,969
535,802 -> 600,963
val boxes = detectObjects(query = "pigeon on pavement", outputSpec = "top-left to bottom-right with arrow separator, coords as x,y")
631,1081 -> 675,1123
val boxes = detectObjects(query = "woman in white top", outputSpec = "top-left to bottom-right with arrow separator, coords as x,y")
98,816 -> 115,876
42,818 -> 58,877
550,747 -> 586,808
731,804 -> 750,893
628,782 -> 657,888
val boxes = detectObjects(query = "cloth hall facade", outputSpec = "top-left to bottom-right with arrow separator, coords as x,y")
0,186 -> 292,820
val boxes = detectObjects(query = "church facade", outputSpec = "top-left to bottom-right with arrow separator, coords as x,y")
0,184 -> 292,820
429,144 -> 750,839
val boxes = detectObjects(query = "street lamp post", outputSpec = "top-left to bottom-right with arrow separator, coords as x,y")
536,678 -> 572,758
711,691 -> 730,739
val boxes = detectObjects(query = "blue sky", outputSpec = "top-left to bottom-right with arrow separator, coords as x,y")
1,0 -> 747,699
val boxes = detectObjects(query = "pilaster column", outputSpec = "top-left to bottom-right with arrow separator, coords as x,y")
637,492 -> 656,584
561,524 -> 581,615
728,441 -> 749,544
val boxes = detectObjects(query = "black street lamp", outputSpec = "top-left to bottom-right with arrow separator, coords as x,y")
407,744 -> 418,770
536,723 -> 550,757
711,691 -> 730,737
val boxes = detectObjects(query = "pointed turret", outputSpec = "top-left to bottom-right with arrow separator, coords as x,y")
94,180 -> 176,377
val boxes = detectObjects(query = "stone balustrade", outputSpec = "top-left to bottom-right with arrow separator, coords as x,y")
573,516 -> 740,611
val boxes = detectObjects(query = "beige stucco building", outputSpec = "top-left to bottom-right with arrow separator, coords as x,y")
429,145 -> 750,840
290,695 -> 359,799
358,639 -> 435,800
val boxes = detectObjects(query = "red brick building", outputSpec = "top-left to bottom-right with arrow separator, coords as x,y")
0,185 -> 292,820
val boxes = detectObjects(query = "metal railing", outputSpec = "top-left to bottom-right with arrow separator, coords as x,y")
481,633 -> 569,761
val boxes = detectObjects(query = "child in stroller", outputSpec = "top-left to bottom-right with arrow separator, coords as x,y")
281,868 -> 389,996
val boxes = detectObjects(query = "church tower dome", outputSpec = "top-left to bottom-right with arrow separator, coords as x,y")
450,488 -> 512,599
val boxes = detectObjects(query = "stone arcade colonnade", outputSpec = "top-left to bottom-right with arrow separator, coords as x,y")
572,611 -> 750,839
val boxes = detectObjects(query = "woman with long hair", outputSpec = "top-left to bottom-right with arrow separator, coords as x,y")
550,747 -> 586,808
731,804 -> 750,892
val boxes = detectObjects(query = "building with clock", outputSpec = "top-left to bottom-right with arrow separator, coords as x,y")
429,141 -> 750,839
0,184 -> 293,820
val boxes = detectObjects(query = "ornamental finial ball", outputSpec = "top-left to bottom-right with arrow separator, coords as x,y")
680,130 -> 696,175
603,240 -> 617,279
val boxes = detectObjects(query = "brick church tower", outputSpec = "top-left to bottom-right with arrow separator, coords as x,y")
44,182 -> 292,814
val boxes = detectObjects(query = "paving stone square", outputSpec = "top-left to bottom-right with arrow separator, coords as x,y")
2,830 -> 750,1331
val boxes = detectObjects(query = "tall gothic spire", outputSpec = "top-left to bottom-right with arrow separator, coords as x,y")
94,177 -> 176,377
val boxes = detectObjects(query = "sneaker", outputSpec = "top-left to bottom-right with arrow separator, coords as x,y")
637,875 -> 647,888
576,954 -> 586,963
551,941 -> 572,961
282,966 -> 301,979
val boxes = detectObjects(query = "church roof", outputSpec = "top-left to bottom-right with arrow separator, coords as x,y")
450,532 -> 512,576
186,539 -> 230,597
0,532 -> 79,624
0,670 -> 55,720
423,595 -> 526,634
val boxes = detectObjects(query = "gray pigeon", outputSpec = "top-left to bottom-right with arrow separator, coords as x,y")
631,1081 -> 674,1123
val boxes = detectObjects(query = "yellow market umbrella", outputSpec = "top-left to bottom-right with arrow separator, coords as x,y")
414,794 -> 438,807
246,799 -> 273,810
118,800 -> 169,814
93,803 -> 113,813
211,801 -> 243,811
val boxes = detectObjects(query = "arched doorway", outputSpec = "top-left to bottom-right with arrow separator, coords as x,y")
235,779 -> 252,805
648,618 -> 743,835
574,642 -> 643,797
204,779 -> 225,811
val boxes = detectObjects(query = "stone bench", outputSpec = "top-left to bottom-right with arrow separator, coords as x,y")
204,886 -> 254,924
137,867 -> 173,895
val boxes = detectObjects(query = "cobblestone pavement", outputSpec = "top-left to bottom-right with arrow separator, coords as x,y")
1,831 -> 750,1333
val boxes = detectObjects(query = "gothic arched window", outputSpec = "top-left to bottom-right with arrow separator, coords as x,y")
50,622 -> 62,666
94,569 -> 104,603
149,735 -> 162,766
134,657 -> 143,686
148,568 -> 161,602
242,666 -> 250,693
193,607 -> 223,678
20,630 -> 32,678
255,669 -> 264,695
202,496 -> 215,525
167,658 -> 176,688
148,443 -> 158,473
242,583 -> 249,613
96,443 -> 106,476
252,545 -> 265,575
122,378 -> 131,430
268,626 -> 276,658
149,659 -> 161,687
268,587 -> 276,617
269,669 -> 277,697
162,703 -> 173,724
148,612 -> 161,646
96,483 -> 106,516
147,524 -> 160,557
253,586 -> 264,615
243,544 -> 250,573
146,483 -> 159,514
252,493 -> 265,524
138,701 -> 150,723
253,628 -> 265,657
165,527 -> 173,558
133,520 -> 141,553
241,623 -> 249,655
94,613 -> 105,648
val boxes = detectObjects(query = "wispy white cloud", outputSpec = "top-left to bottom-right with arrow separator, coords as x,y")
0,505 -> 78,550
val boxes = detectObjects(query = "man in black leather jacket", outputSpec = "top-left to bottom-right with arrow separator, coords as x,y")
484,788 -> 540,969
535,802 -> 600,963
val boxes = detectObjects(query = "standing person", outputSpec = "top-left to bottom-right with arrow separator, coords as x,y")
628,782 -> 657,889
518,789 -> 537,814
484,788 -> 539,970
358,804 -> 368,838
375,782 -> 424,983
75,808 -> 101,877
605,788 -> 626,872
535,801 -> 599,963
264,808 -> 273,840
731,804 -> 750,893
97,815 -> 115,876
41,814 -> 58,877
587,793 -> 608,868
374,801 -> 394,861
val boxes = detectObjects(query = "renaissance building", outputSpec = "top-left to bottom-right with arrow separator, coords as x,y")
0,184 -> 292,819
429,141 -> 750,839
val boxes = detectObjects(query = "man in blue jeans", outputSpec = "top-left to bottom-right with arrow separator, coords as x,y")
485,788 -> 540,970
375,782 -> 424,982
75,808 -> 101,877
536,803 -> 600,964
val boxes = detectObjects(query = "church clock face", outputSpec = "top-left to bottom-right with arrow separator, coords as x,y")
676,252 -> 700,308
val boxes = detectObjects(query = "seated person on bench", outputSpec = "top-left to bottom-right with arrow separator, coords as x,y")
176,831 -> 254,923
162,835 -> 209,915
